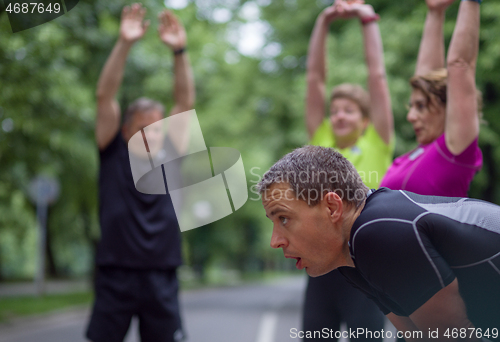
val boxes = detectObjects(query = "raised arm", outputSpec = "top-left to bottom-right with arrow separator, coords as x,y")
331,1 -> 393,144
445,0 -> 480,155
357,3 -> 393,144
158,10 -> 195,154
95,3 -> 149,150
158,10 -> 195,116
415,0 -> 455,76
305,5 -> 339,139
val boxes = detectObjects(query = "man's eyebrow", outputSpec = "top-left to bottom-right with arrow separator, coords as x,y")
269,208 -> 287,217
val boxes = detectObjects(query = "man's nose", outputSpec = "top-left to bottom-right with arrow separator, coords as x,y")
270,227 -> 287,249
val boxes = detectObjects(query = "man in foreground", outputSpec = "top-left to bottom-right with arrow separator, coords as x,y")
257,145 -> 500,341
86,3 -> 194,342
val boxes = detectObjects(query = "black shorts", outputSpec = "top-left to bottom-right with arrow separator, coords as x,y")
86,266 -> 185,342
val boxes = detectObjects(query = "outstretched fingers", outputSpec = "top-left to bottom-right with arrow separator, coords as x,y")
120,3 -> 149,42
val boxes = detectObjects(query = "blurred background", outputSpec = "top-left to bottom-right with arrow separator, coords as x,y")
0,0 -> 500,341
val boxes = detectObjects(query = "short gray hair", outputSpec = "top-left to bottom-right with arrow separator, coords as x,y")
123,97 -> 165,125
256,145 -> 369,207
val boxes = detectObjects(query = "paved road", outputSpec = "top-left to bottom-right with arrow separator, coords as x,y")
0,276 -> 397,342
0,276 -> 305,342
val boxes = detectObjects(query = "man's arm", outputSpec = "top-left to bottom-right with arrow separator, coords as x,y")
414,0 -> 455,76
445,0 -> 480,155
158,10 -> 195,116
158,10 -> 195,155
387,280 -> 480,342
409,279 -> 480,342
95,3 -> 149,150
386,313 -> 422,342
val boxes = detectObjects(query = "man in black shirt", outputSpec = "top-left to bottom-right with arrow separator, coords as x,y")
257,145 -> 500,342
86,4 -> 194,342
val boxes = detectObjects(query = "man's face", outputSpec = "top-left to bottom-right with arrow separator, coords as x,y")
262,183 -> 346,277
123,110 -> 165,157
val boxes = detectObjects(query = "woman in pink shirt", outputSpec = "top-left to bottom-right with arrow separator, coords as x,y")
380,0 -> 483,197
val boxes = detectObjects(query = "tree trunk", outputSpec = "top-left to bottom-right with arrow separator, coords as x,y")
45,208 -> 59,278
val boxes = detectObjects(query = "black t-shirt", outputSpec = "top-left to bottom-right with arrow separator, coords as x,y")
96,133 -> 182,270
339,188 -> 500,334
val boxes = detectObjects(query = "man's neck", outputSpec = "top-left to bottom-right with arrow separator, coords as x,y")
341,200 -> 366,267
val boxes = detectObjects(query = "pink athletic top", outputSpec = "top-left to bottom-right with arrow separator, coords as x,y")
380,134 -> 482,197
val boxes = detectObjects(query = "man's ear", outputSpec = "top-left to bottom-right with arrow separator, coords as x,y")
323,192 -> 343,223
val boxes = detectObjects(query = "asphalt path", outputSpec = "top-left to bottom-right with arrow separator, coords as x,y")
0,276 -> 304,342
0,275 -> 397,342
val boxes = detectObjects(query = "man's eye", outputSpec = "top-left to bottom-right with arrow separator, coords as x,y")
279,217 -> 288,225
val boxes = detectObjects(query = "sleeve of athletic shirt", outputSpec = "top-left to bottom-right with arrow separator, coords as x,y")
99,131 -> 122,157
351,218 -> 456,316
438,134 -> 482,167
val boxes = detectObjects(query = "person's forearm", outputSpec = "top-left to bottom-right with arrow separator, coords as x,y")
410,280 -> 482,342
362,22 -> 386,78
415,9 -> 446,76
362,21 -> 393,144
447,1 -> 479,69
306,12 -> 329,138
96,38 -> 133,100
172,52 -> 195,112
307,13 -> 329,86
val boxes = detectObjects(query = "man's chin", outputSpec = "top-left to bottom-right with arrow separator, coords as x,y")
305,267 -> 323,277
306,266 -> 336,277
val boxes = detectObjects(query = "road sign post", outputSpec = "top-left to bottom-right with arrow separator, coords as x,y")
28,176 -> 60,296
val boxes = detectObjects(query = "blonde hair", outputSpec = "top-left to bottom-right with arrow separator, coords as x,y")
330,83 -> 370,119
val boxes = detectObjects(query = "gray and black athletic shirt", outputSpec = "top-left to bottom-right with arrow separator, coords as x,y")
339,188 -> 500,333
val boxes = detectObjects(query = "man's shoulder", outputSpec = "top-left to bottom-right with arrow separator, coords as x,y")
355,189 -> 412,225
100,132 -> 126,157
351,189 -> 427,249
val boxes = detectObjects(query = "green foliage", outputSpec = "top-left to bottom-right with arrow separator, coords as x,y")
0,291 -> 92,321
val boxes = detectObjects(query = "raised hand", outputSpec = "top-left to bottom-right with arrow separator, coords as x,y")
158,10 -> 186,51
334,0 -> 368,20
426,0 -> 457,11
321,4 -> 340,24
120,3 -> 150,43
